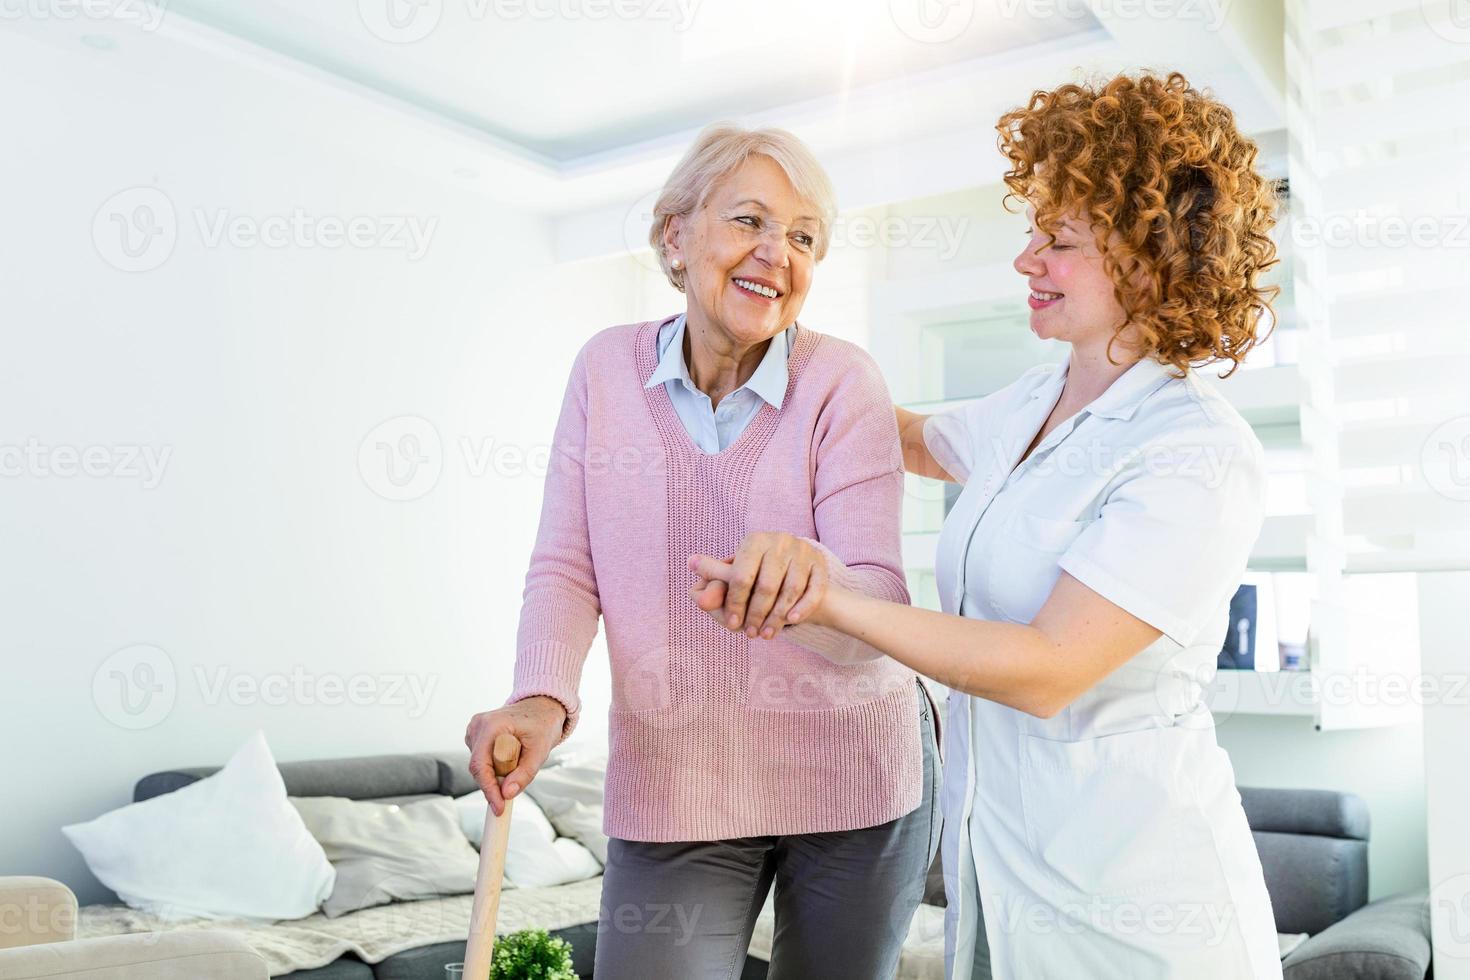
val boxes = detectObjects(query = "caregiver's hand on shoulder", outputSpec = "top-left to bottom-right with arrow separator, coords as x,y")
688,531 -> 829,639
464,696 -> 565,816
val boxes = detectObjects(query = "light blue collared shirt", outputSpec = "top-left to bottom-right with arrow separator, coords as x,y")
643,314 -> 795,454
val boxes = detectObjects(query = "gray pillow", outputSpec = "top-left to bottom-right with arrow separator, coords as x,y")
289,795 -> 480,918
1282,891 -> 1431,980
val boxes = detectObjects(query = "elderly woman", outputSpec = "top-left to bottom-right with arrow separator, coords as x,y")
465,124 -> 939,978
695,74 -> 1284,978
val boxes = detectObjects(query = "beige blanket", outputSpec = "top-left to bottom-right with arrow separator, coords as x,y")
77,878 -> 960,979
77,877 -> 606,977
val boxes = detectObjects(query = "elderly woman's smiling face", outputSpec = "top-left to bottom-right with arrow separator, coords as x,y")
664,154 -> 818,348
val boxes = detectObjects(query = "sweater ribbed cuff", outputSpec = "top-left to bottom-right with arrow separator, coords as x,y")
508,640 -> 589,744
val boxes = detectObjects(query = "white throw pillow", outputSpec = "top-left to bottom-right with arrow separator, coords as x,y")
453,791 -> 601,888
541,801 -> 607,864
289,796 -> 481,918
524,752 -> 609,865
62,730 -> 335,921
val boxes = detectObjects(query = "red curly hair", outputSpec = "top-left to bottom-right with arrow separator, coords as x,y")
996,71 -> 1280,377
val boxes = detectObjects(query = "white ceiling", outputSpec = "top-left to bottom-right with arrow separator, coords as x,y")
10,0 -> 1287,251
155,0 -> 1104,161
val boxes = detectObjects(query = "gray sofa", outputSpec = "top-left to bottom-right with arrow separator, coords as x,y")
1241,787 -> 1432,980
125,750 -> 766,980
26,751 -> 1429,980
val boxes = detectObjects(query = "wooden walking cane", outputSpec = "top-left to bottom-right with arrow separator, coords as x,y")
464,732 -> 521,980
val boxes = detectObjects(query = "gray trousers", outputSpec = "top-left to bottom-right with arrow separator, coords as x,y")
593,681 -> 941,980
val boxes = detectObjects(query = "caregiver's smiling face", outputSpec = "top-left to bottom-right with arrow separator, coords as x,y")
665,154 -> 818,347
1013,205 -> 1128,346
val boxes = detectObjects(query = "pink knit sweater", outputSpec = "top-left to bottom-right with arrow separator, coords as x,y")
509,316 -> 920,842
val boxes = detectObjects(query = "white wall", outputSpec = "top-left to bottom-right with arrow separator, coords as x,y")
1216,718 -> 1429,901
0,29 -> 634,905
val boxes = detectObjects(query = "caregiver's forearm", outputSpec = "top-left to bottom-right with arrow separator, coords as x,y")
820,589 -> 1073,717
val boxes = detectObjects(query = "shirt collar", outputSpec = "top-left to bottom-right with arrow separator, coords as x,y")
1028,350 -> 1176,422
643,313 -> 790,410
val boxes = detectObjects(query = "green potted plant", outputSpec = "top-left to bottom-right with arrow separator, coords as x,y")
448,928 -> 576,980
490,928 -> 576,979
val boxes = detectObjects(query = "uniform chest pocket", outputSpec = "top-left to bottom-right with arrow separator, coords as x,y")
984,511 -> 1093,624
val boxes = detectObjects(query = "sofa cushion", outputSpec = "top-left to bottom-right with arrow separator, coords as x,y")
454,792 -> 601,888
138,753 -> 444,804
64,731 -> 335,921
0,929 -> 269,980
524,753 -> 609,864
289,796 -> 481,918
1239,787 -> 1370,841
1282,891 -> 1432,980
1253,830 -> 1369,936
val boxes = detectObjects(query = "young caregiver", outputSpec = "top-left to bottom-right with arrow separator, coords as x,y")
690,71 -> 1285,978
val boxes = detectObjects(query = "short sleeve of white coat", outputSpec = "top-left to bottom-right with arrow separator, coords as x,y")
1057,419 -> 1267,646
922,404 -> 983,483
921,365 -> 1056,484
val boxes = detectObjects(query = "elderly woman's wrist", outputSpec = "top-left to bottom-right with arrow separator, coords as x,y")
519,694 -> 569,728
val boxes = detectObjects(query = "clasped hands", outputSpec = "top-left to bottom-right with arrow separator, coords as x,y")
688,531 -> 834,639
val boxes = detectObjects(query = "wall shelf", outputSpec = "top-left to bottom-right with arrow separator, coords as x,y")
1211,668 -> 1318,719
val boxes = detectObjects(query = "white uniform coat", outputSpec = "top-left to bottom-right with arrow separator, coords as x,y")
927,354 -> 1283,980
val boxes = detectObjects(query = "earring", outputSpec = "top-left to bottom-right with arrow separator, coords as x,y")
671,258 -> 683,270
